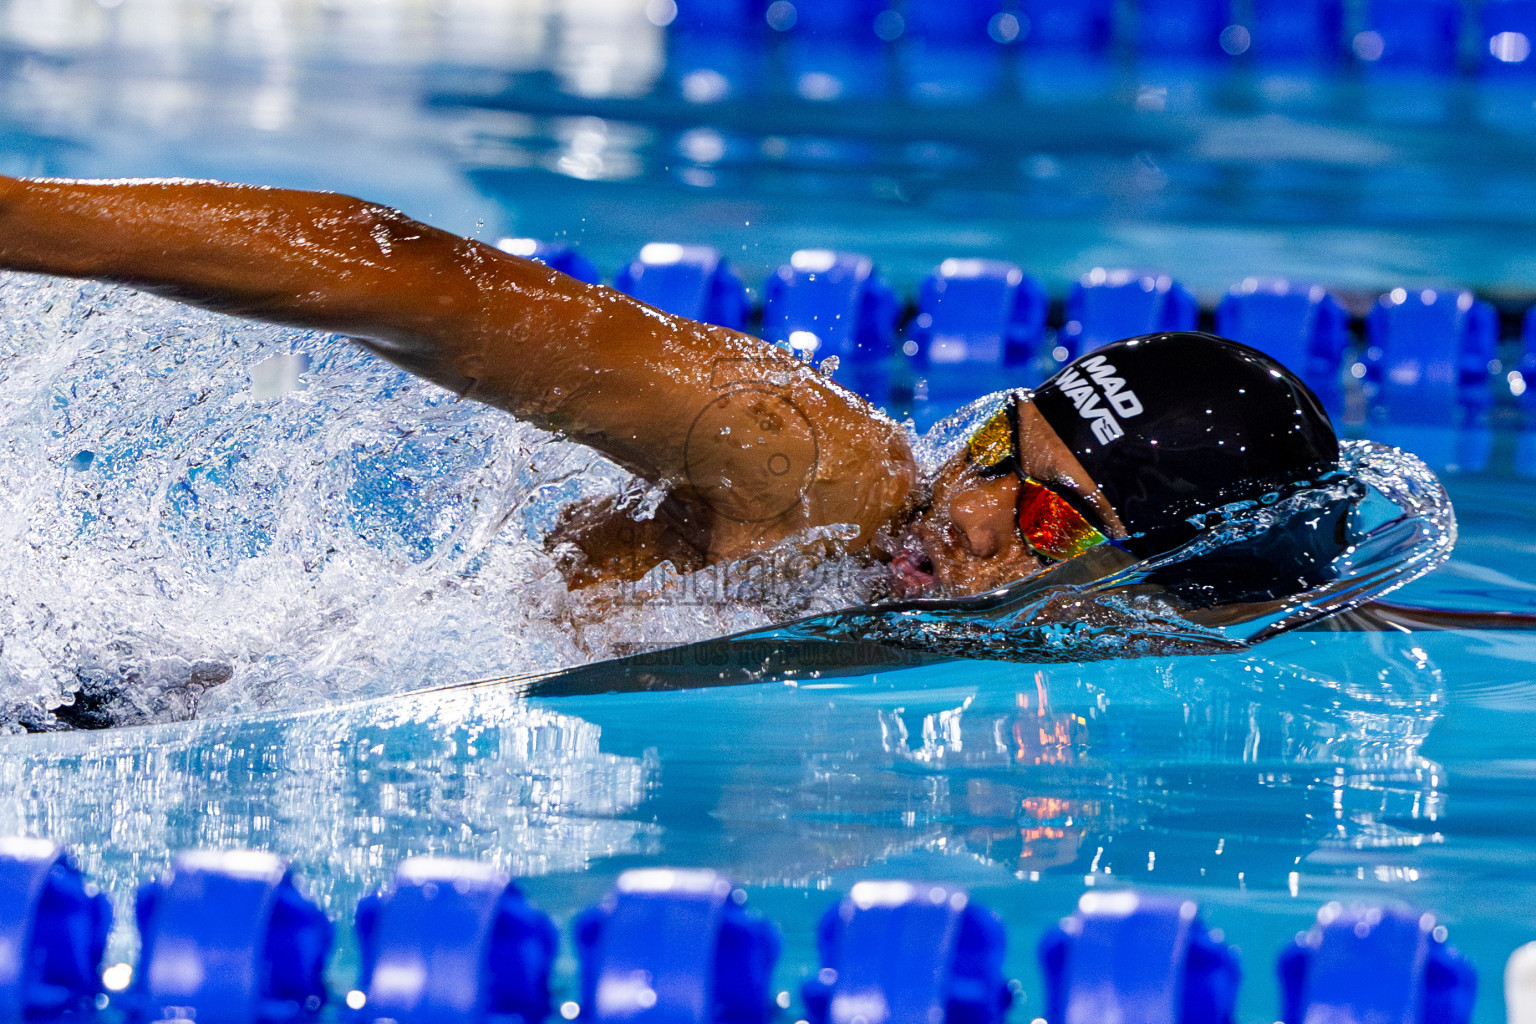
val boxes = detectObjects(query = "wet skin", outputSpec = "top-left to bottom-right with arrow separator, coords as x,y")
894,397 -> 1129,597
0,175 -> 1097,600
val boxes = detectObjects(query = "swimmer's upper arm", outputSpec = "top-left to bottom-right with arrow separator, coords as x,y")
0,175 -> 918,557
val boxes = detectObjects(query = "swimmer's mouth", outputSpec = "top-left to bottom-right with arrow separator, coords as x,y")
890,546 -> 936,599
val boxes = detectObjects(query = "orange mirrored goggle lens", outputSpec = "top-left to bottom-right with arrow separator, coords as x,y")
1017,477 -> 1109,562
967,407 -> 1112,562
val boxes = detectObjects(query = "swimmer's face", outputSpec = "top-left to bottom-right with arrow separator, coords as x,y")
892,397 -> 1128,599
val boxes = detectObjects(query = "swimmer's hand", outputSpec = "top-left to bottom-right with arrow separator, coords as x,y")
544,495 -> 708,587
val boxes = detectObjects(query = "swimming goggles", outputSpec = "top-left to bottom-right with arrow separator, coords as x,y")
966,401 -> 1114,563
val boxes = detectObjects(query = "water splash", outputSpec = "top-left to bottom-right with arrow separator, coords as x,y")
0,273 -> 880,730
0,274 -> 1457,729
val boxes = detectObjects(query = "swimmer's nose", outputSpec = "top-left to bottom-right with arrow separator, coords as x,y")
950,496 -> 1008,558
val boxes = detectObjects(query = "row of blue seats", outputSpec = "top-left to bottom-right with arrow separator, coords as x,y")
666,0 -> 1536,75
0,837 -> 1478,1024
498,237 -> 1520,425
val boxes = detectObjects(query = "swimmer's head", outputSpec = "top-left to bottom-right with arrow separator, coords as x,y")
894,332 -> 1340,599
1028,331 -> 1339,558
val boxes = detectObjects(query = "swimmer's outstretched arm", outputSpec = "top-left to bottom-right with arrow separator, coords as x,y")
0,175 -> 917,563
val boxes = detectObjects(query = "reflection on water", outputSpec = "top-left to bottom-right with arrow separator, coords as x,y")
0,686 -> 656,962
679,633 -> 1448,892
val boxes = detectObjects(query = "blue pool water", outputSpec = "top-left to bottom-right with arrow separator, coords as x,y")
3,2 -> 1536,1020
12,527 -> 1536,1021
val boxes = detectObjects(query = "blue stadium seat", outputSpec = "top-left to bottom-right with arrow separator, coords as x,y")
763,249 -> 899,402
1366,287 -> 1497,423
1517,305 -> 1536,421
353,857 -> 558,1024
668,0 -> 770,103
615,244 -> 749,330
1138,0 -> 1233,58
0,837 -> 112,1022
495,238 -> 603,286
1215,277 -> 1349,413
1357,0 -> 1462,73
901,0 -> 1007,103
903,0 -> 1003,43
1277,904 -> 1476,1024
1019,0 -> 1115,52
1247,0 -> 1344,63
1038,890 -> 1240,1024
1016,0 -> 1117,100
1481,1 -> 1536,75
129,850 -> 332,1024
771,0 -> 889,102
909,258 -> 1047,400
780,0 -> 886,36
1060,268 -> 1198,360
669,46 -> 766,106
573,868 -> 780,1024
801,881 -> 1011,1024
671,0 -> 765,36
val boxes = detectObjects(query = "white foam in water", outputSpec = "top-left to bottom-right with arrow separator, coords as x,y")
0,273 -> 883,731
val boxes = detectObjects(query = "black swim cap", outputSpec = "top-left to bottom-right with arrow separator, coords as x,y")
1030,332 -> 1340,558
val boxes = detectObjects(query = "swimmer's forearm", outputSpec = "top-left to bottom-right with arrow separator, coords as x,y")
0,176 -> 508,352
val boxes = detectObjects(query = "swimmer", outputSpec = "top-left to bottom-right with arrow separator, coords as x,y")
0,176 -> 1371,611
